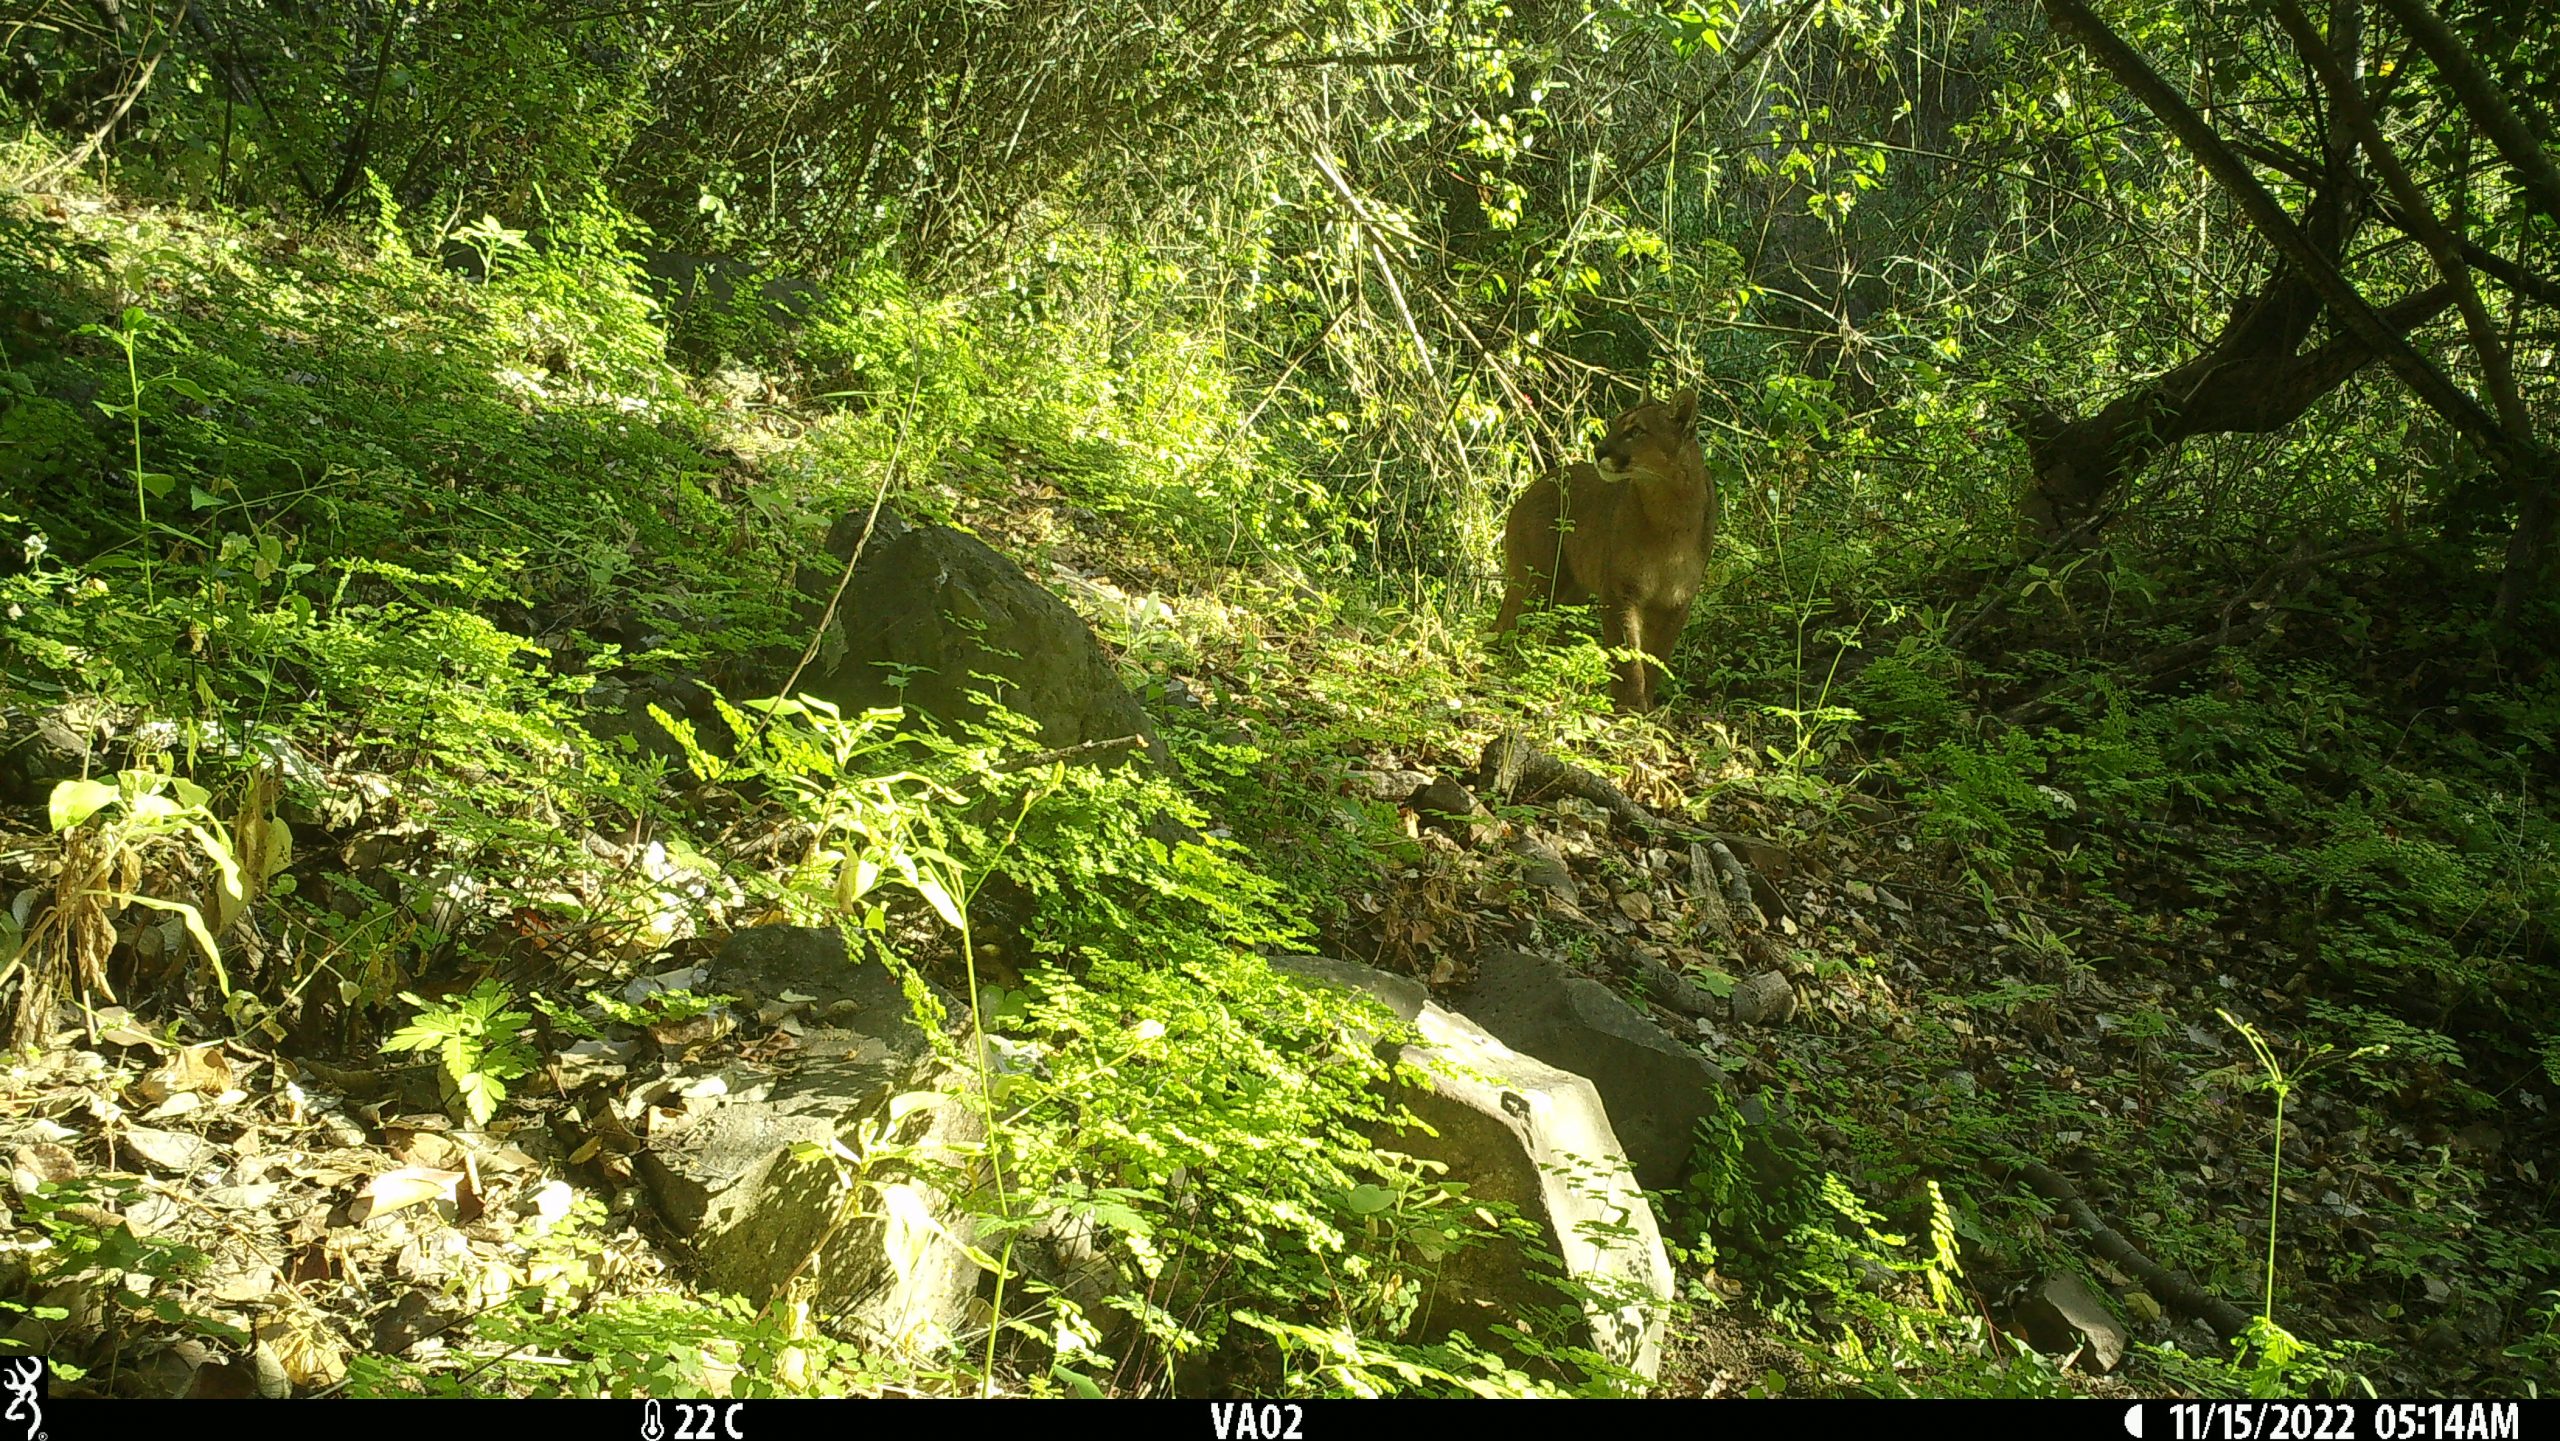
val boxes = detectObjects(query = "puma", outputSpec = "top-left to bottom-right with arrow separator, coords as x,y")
1492,390 -> 1717,711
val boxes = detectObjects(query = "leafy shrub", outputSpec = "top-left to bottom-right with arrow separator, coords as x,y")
664,692 -> 1578,1394
386,980 -> 539,1127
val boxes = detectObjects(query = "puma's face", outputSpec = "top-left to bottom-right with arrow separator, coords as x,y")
1594,389 -> 1702,480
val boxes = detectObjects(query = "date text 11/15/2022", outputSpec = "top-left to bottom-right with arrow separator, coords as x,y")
2158,1402 -> 2522,1441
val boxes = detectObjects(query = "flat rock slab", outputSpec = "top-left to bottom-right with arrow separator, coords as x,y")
1274,957 -> 1672,1384
636,926 -> 981,1357
1452,947 -> 1730,1192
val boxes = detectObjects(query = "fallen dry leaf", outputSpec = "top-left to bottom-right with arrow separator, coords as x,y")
123,1191 -> 182,1236
201,1181 -> 283,1210
13,1141 -> 79,1190
254,1312 -> 346,1389
349,1166 -> 465,1224
135,1044 -> 236,1104
283,1239 -> 337,1286
209,1267 -> 275,1304
388,1128 -> 466,1171
122,1125 -> 220,1173
89,1007 -> 168,1052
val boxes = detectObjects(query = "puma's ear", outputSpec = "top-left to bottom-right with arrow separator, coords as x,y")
1669,388 -> 1699,434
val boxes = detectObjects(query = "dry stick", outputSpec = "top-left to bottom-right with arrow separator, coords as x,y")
1884,877 -> 2192,951
2273,1 -> 2532,442
992,734 -> 1146,774
1474,733 -> 1755,854
1999,1156 -> 2255,1341
17,0 -> 188,190
1478,732 -> 1669,839
1707,839 -> 1769,931
1590,0 -> 1819,218
2374,0 -> 2560,230
2040,0 -> 2522,469
737,379 -> 926,763
1309,147 -> 1434,380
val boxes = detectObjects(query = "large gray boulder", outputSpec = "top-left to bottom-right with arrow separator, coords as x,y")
1452,947 -> 1731,1193
804,506 -> 1170,769
634,927 -> 982,1357
1273,957 -> 1673,1385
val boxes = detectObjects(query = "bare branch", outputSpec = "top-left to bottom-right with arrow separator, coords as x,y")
2374,0 -> 2560,229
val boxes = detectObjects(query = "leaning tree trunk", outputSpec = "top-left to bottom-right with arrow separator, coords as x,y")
2012,274 -> 2454,543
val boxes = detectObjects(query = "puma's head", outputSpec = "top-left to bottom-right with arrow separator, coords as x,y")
1593,389 -> 1702,481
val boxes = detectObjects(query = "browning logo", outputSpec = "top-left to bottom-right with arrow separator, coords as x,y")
0,1357 -> 44,1441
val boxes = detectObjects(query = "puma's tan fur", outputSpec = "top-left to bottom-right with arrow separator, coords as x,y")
1493,390 -> 1717,711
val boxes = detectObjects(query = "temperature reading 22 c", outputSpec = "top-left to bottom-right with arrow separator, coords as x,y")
641,1399 -> 745,1441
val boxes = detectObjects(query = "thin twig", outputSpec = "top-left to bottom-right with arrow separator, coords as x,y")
739,377 -> 927,760
16,0 -> 190,190
993,734 -> 1146,773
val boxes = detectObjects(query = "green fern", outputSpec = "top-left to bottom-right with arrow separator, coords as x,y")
386,979 -> 537,1127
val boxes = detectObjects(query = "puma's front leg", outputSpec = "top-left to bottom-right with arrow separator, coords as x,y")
1603,603 -> 1650,711
1639,601 -> 1688,709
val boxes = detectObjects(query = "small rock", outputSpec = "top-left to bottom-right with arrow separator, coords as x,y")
1728,971 -> 1797,1026
523,1179 -> 577,1229
1351,768 -> 1434,802
182,1355 -> 265,1399
622,965 -> 708,1005
1511,834 -> 1578,903
2018,1272 -> 2126,1372
1406,776 -> 1482,839
0,706 -> 101,805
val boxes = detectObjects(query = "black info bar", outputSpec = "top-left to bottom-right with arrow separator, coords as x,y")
26,1396 -> 2546,1439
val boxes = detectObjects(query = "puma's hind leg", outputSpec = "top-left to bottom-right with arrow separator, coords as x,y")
1494,474 -> 1566,635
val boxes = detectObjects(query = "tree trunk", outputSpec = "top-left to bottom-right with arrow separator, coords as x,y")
2014,278 -> 2454,542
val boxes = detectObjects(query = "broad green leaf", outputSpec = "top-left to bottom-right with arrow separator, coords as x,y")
187,824 -> 245,905
113,894 -> 229,997
49,778 -> 120,832
912,872 -> 963,930
126,792 -> 180,826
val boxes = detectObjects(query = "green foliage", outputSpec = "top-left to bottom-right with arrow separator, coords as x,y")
14,770 -> 246,1043
0,1177 -> 240,1360
6,0 -> 2557,1394
550,986 -> 738,1037
1683,1104 -> 2071,1398
10,3 -> 649,227
346,1292 -> 887,1398
2138,1319 -> 2377,1401
764,244 -> 1345,569
2508,1292 -> 2560,1393
385,980 -> 538,1127
684,692 -> 1579,1394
